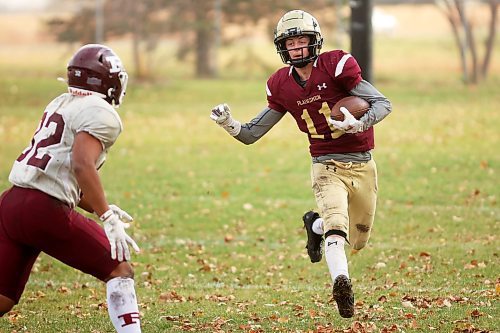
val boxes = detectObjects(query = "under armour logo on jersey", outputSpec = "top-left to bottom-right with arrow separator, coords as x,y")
317,82 -> 327,91
118,312 -> 140,327
327,241 -> 338,246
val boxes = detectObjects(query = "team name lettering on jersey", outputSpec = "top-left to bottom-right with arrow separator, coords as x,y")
297,94 -> 321,106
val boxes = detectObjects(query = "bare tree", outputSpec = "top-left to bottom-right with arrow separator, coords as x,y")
436,0 -> 498,84
46,0 -> 345,79
482,0 -> 498,78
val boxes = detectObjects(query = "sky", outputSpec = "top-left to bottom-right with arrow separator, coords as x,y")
0,0 -> 51,12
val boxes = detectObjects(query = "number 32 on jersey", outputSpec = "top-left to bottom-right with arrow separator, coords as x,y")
17,111 -> 65,170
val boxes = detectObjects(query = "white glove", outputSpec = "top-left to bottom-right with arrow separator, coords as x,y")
100,209 -> 140,261
108,204 -> 133,223
329,107 -> 365,133
210,103 -> 241,136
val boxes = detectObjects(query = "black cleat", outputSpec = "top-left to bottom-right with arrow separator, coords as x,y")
332,275 -> 355,318
302,211 -> 323,263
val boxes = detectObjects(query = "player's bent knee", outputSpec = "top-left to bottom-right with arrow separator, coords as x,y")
0,295 -> 15,316
106,262 -> 134,281
352,241 -> 367,251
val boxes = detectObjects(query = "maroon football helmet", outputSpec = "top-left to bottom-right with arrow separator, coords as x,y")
67,44 -> 128,107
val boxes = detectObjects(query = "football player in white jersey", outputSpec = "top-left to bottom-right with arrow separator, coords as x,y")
0,44 -> 142,332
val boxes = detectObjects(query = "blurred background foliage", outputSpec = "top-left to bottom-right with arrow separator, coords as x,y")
43,0 -> 352,79
35,0 -> 497,82
0,0 -> 497,83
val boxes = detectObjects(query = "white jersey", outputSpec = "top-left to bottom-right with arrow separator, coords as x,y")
9,93 -> 122,208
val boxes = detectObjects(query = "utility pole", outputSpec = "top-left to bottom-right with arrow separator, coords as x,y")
214,0 -> 222,77
350,0 -> 373,82
95,0 -> 104,43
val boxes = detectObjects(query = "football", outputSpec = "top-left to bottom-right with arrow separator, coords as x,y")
331,96 -> 370,121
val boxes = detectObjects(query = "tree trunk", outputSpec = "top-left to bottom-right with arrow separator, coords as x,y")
195,0 -> 217,78
456,0 -> 478,84
130,1 -> 146,79
481,1 -> 498,79
437,0 -> 468,82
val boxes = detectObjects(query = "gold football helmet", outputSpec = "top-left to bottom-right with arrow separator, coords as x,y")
274,10 -> 323,67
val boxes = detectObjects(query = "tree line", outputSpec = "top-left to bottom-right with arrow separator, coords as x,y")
46,0 -> 497,84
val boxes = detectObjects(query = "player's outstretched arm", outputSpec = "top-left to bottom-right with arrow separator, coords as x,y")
72,132 -> 140,261
210,103 -> 242,136
210,104 -> 284,144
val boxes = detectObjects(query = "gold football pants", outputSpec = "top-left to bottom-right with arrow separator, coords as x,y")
311,159 -> 378,250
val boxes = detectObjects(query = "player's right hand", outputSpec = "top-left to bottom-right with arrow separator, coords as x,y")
109,204 -> 133,223
210,103 -> 232,125
209,103 -> 242,136
100,210 -> 140,261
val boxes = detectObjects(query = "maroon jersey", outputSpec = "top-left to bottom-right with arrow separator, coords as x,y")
266,50 -> 374,157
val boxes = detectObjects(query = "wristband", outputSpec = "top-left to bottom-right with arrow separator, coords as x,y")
99,209 -> 114,222
220,118 -> 242,136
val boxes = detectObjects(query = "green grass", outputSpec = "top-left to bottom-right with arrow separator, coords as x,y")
0,32 -> 499,333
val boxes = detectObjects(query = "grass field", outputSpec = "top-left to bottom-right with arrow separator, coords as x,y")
0,5 -> 499,333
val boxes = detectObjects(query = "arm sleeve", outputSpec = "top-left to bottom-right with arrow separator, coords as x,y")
234,107 -> 285,145
350,79 -> 392,129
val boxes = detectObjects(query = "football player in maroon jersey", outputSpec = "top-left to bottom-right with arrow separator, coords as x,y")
0,44 -> 142,332
210,10 -> 392,318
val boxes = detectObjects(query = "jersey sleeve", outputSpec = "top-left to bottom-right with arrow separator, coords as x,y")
71,99 -> 122,149
323,50 -> 362,91
266,72 -> 287,114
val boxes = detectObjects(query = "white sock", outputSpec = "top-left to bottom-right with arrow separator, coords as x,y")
106,277 -> 142,333
312,217 -> 324,235
325,235 -> 349,282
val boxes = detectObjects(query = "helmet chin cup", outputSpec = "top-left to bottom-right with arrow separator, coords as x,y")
292,60 -> 310,68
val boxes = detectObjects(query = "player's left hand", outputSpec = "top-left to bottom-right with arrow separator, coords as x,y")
329,107 -> 365,133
